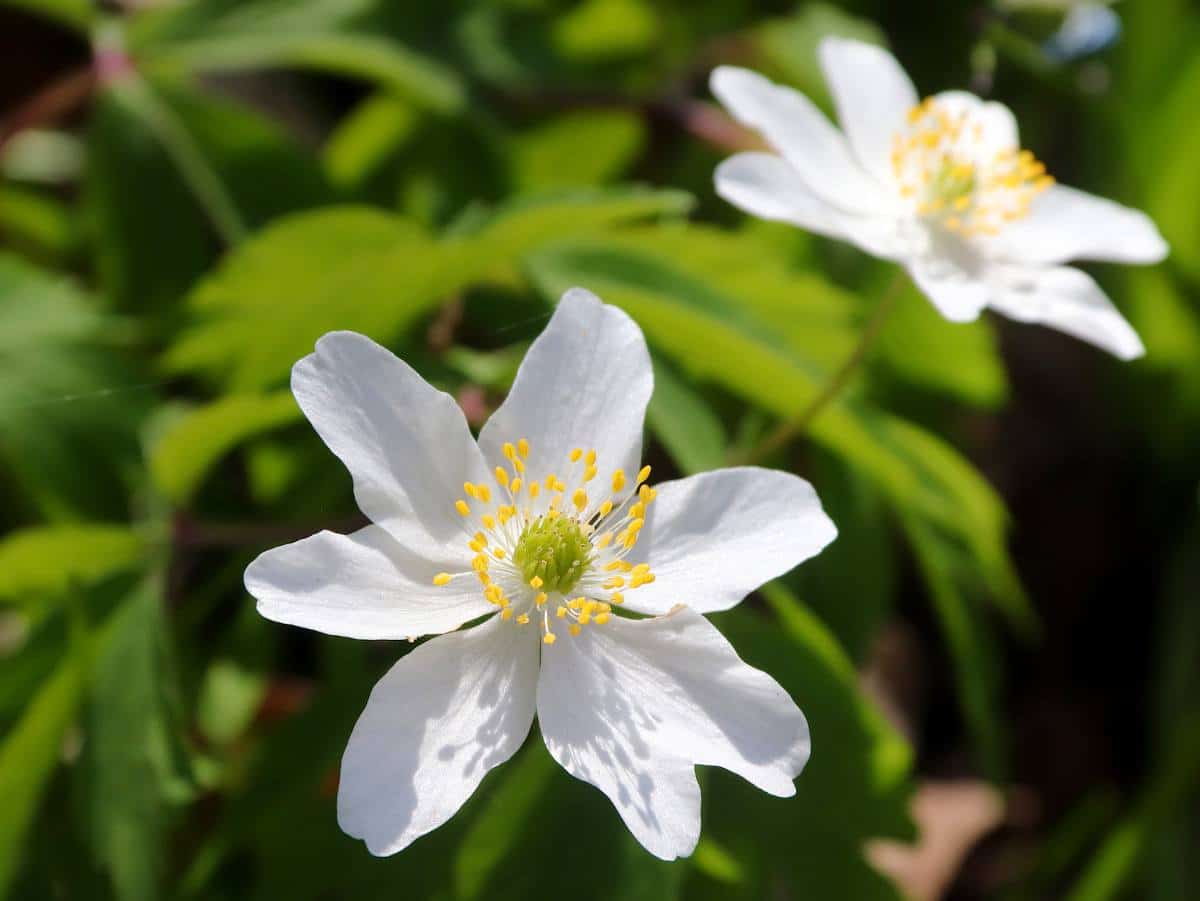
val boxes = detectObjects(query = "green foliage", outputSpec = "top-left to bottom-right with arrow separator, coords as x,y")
2,0 -> 1197,898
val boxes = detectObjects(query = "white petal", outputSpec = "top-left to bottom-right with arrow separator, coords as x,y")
337,614 -> 539,856
714,153 -> 905,260
907,253 -> 991,323
537,607 -> 810,860
245,525 -> 491,640
621,468 -> 836,616
477,288 -> 652,488
818,37 -> 919,187
709,66 -> 886,214
987,264 -> 1145,360
986,184 -> 1169,266
292,332 -> 491,559
930,90 -> 1019,157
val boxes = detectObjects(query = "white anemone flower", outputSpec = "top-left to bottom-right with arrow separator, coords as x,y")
244,289 -> 837,860
711,37 -> 1168,360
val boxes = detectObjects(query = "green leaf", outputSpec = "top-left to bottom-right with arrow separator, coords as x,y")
646,357 -> 727,475
510,111 -> 646,191
0,0 -> 92,31
149,392 -> 302,505
83,578 -> 192,901
132,1 -> 465,113
0,254 -> 147,518
0,526 -> 145,608
874,277 -> 1008,408
166,189 -> 692,391
0,184 -> 76,262
163,207 -> 448,390
322,93 -> 421,189
550,0 -> 659,61
0,602 -> 89,899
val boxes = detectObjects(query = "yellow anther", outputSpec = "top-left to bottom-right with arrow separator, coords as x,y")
594,613 -> 611,625
516,613 -> 530,625
503,442 -> 516,461
611,470 -> 626,492
556,606 -> 568,619
455,499 -> 470,516
599,500 -> 613,518
604,561 -> 625,572
585,449 -> 597,467
477,484 -> 491,503
953,196 -> 970,211
636,465 -> 651,485
482,514 -> 497,530
433,572 -> 451,586
495,467 -> 509,488
472,554 -> 488,572
595,532 -> 613,549
464,482 -> 479,499
569,597 -> 586,610
529,482 -> 541,499
530,576 -> 544,589
628,518 -> 644,534
513,458 -> 525,474
631,563 -> 650,577
543,632 -> 557,645
573,489 -> 588,511
476,571 -> 490,585
518,438 -> 530,458
630,502 -> 645,520
544,475 -> 557,490
501,607 -> 514,621
569,624 -> 581,637
570,448 -> 583,462
469,539 -> 484,552
511,478 -> 522,496
584,466 -> 597,482
492,548 -> 506,560
579,610 -> 592,625
604,576 -> 625,589
610,592 -> 624,605
535,592 -> 548,607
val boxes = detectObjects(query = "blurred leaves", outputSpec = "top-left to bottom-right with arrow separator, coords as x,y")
1,0 -> 1195,897
0,599 -> 89,900
0,525 -> 145,608
0,253 -> 146,519
83,576 -> 191,901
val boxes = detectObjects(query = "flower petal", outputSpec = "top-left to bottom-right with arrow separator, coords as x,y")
930,90 -> 1019,157
714,153 -> 905,259
477,288 -> 652,488
537,607 -> 810,860
292,331 -> 491,560
818,37 -> 919,187
986,184 -> 1169,266
621,468 -> 836,616
246,525 -> 491,640
987,264 -> 1145,360
337,614 -> 539,856
710,65 -> 886,214
906,254 -> 991,323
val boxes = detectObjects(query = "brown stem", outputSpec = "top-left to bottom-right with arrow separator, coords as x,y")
0,66 -> 95,152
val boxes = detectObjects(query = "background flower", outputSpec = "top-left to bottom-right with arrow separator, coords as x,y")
712,37 -> 1167,359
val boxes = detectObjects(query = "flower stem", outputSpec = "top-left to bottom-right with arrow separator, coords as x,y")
737,271 -> 904,465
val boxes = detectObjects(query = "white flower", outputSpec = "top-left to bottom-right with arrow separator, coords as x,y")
710,37 -> 1168,360
244,289 -> 837,860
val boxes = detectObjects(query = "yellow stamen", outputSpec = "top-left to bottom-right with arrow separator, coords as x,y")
433,572 -> 451,586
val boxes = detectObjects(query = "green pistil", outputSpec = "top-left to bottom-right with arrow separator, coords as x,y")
513,515 -> 591,594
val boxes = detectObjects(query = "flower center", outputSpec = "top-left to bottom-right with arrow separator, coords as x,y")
891,97 -> 1054,237
512,515 -> 591,594
432,440 -> 658,646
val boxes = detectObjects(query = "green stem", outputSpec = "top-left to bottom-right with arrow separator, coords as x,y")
737,271 -> 904,465
112,75 -> 249,246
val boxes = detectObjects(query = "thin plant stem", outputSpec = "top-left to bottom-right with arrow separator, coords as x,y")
737,271 -> 905,465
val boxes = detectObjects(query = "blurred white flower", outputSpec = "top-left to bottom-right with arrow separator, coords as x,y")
245,289 -> 835,860
711,37 -> 1167,359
